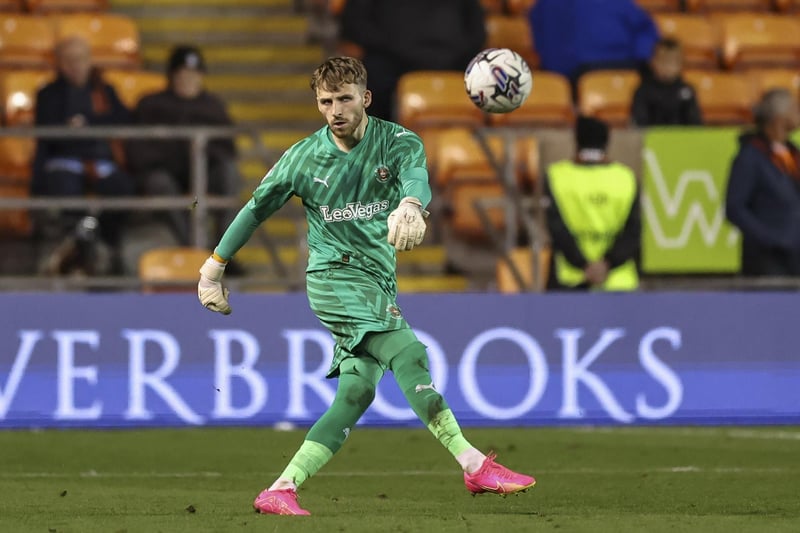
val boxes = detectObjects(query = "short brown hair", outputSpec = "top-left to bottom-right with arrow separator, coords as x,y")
310,56 -> 368,93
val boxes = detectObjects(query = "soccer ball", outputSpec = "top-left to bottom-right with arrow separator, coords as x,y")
464,48 -> 532,114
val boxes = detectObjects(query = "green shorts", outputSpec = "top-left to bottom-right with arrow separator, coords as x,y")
306,266 -> 410,378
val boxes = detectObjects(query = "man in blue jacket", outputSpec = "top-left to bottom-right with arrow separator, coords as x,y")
725,88 -> 800,276
529,0 -> 658,89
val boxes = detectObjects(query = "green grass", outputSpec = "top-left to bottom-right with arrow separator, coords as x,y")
0,426 -> 798,532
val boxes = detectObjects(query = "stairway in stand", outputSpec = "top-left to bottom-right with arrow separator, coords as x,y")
109,0 -> 467,292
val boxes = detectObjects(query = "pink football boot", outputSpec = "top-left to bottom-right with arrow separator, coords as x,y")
253,488 -> 310,515
464,453 -> 536,496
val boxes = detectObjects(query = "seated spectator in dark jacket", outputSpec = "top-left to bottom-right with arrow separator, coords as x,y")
631,38 -> 703,127
126,45 -> 238,246
339,0 -> 486,121
529,0 -> 658,88
725,89 -> 800,277
32,36 -> 134,273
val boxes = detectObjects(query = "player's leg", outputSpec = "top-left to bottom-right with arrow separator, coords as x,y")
253,355 -> 384,515
361,329 -> 536,495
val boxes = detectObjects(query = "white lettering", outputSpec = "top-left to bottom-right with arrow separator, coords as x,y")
53,330 -> 102,420
637,327 -> 683,419
557,328 -> 634,423
0,330 -> 42,419
459,327 -> 548,420
284,329 -> 336,418
319,201 -> 390,223
210,330 -> 267,419
123,329 -> 203,425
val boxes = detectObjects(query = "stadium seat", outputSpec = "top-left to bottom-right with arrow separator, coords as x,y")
0,182 -> 32,238
653,14 -> 720,70
0,68 -> 52,125
26,0 -> 108,12
138,247 -> 211,293
747,68 -> 800,99
479,0 -> 505,13
496,245 -> 550,293
0,0 -> 23,11
684,70 -> 755,124
485,14 -> 538,70
52,14 -> 141,69
577,70 -> 640,128
0,14 -> 56,69
396,71 -> 485,132
689,0 -> 773,11
718,13 -> 800,69
103,69 -> 166,109
774,0 -> 800,12
634,0 -> 685,11
488,70 -> 574,127
327,0 -> 346,15
506,0 -> 536,15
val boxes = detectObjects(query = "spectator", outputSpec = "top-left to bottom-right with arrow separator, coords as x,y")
529,0 -> 658,89
725,89 -> 800,277
338,0 -> 486,121
32,36 -> 134,274
631,38 -> 703,127
544,116 -> 641,291
126,45 -> 238,247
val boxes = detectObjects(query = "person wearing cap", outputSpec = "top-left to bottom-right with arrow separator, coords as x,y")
126,44 -> 238,247
543,116 -> 641,291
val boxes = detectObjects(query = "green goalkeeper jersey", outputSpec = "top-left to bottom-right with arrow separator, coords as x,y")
216,117 -> 431,290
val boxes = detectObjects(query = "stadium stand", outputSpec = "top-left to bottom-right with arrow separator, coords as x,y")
0,14 -> 56,69
496,245 -> 551,293
0,0 -> 22,11
484,14 -> 538,70
691,0 -> 774,10
138,246 -> 211,293
718,13 -> 800,69
577,70 -> 640,127
52,13 -> 141,69
26,0 -> 108,13
747,68 -> 800,99
488,70 -> 574,127
635,0 -> 686,11
102,69 -> 166,109
396,71 -> 485,132
653,13 -> 720,69
684,69 -> 755,123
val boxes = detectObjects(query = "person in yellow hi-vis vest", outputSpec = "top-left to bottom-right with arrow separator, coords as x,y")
544,116 -> 641,291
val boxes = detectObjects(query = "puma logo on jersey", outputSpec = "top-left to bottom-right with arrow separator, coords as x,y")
313,176 -> 330,188
320,200 -> 390,222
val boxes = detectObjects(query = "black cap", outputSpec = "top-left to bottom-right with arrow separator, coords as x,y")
167,45 -> 206,75
575,115 -> 609,150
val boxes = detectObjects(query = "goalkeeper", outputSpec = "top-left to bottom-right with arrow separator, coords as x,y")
198,56 -> 535,516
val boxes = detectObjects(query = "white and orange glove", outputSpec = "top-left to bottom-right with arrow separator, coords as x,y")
198,255 -> 231,315
387,196 -> 429,251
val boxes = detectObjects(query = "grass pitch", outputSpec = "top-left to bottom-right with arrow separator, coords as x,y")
0,426 -> 798,532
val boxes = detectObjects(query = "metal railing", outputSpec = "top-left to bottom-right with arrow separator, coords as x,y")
0,125 -> 301,291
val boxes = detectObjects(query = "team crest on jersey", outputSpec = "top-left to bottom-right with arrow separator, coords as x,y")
386,304 -> 403,319
374,165 -> 391,183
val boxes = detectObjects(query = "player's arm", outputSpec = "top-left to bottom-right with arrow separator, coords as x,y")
387,131 -> 431,251
199,155 -> 295,314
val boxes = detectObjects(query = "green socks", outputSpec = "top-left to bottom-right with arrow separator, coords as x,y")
277,440 -> 333,487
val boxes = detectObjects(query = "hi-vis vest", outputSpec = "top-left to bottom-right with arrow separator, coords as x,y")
548,160 -> 639,291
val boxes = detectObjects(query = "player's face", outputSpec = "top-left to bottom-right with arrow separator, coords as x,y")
316,83 -> 371,140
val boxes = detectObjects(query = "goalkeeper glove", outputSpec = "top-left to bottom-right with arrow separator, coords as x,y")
387,196 -> 428,251
198,255 -> 231,315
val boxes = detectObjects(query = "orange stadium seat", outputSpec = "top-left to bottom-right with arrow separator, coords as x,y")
684,70 -> 755,124
507,0 -> 536,15
488,70 -> 573,127
26,0 -> 108,12
635,0 -> 685,11
485,15 -> 538,70
0,182 -> 32,238
689,0 -> 773,11
774,0 -> 800,12
0,0 -> 23,11
53,13 -> 141,69
480,0 -> 506,13
496,246 -> 551,293
103,69 -> 166,109
435,128 -> 537,239
577,70 -> 640,128
718,13 -> 800,69
653,13 -> 720,70
327,0 -> 346,15
138,247 -> 211,293
0,14 -> 56,69
396,71 -> 485,132
747,68 -> 800,99
0,68 -> 52,125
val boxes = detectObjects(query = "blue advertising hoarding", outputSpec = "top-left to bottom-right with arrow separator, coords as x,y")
1,292 -> 798,428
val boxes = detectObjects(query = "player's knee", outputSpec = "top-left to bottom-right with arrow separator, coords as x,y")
343,375 -> 376,411
389,341 -> 429,375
